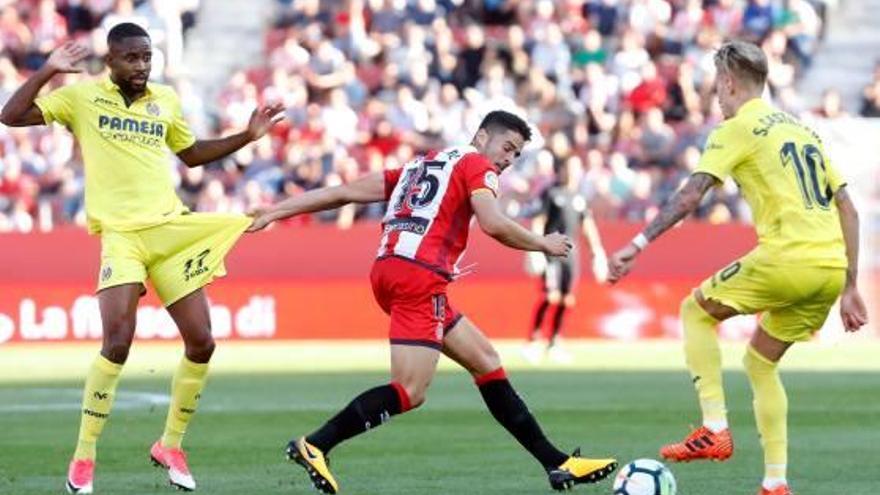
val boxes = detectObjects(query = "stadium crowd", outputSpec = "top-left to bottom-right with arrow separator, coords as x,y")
0,0 -> 853,233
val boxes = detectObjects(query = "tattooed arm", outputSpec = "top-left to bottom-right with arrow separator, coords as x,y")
643,172 -> 717,241
607,172 -> 718,283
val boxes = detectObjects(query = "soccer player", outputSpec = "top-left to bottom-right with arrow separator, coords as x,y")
523,156 -> 607,364
249,110 -> 617,493
607,40 -> 868,495
0,25 -> 283,494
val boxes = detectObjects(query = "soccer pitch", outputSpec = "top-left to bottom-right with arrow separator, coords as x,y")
2,341 -> 878,494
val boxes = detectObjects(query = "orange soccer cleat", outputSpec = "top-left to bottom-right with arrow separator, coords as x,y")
659,426 -> 733,462
758,484 -> 793,495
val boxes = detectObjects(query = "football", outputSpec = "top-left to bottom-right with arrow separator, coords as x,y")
612,458 -> 677,495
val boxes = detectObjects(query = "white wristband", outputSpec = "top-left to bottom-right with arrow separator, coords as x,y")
631,233 -> 649,251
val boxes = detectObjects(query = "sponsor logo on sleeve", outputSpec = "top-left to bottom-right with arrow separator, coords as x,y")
484,171 -> 499,194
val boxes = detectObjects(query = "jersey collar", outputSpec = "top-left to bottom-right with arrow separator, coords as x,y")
737,97 -> 766,116
101,77 -> 154,103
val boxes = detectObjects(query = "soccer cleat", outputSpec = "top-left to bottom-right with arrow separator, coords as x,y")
286,437 -> 339,494
758,484 -> 793,495
150,440 -> 196,491
660,426 -> 733,462
66,459 -> 95,494
547,448 -> 617,491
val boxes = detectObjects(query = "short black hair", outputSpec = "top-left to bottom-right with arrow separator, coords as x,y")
107,22 -> 150,45
478,110 -> 532,142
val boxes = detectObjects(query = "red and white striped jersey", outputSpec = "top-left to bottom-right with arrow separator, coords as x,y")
378,145 -> 500,278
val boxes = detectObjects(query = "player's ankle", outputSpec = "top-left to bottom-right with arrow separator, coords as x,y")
762,477 -> 787,490
702,419 -> 728,433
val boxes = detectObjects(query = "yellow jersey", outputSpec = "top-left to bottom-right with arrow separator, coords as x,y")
695,98 -> 847,268
35,78 -> 195,234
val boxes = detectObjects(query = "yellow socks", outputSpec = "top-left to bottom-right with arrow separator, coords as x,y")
73,355 -> 123,460
72,354 -> 210,458
681,294 -> 728,431
744,345 -> 788,487
161,357 -> 209,449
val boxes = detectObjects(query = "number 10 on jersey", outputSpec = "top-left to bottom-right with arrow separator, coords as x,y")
779,141 -> 832,210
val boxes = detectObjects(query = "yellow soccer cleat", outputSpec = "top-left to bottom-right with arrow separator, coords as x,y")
286,437 -> 340,494
548,448 -> 617,491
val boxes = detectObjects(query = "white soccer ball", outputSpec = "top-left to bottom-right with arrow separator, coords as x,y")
612,458 -> 676,495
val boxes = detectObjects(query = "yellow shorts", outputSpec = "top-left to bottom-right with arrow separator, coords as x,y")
98,212 -> 251,306
699,249 -> 845,342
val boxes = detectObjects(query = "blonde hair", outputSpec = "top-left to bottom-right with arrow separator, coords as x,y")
714,40 -> 768,88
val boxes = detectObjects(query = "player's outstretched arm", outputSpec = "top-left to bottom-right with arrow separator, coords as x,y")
176,103 -> 285,167
607,172 -> 716,283
247,172 -> 386,232
0,42 -> 88,127
471,191 -> 572,256
835,187 -> 869,332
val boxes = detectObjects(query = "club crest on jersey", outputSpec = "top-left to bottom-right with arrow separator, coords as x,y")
484,171 -> 499,194
146,102 -> 161,116
101,265 -> 112,282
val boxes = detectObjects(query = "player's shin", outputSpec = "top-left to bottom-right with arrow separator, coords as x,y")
549,304 -> 568,345
681,295 -> 728,432
744,346 -> 788,489
529,299 -> 550,340
475,367 -> 568,471
306,382 -> 412,453
161,356 -> 209,449
73,354 -> 123,460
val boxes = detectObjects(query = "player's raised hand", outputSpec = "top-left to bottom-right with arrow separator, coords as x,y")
246,102 -> 285,141
542,232 -> 573,258
607,243 -> 640,284
46,42 -> 89,73
839,286 -> 868,332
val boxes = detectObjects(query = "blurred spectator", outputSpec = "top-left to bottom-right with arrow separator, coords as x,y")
742,0 -> 775,42
778,0 -> 821,69
572,30 -> 607,68
860,61 -> 880,118
812,88 -> 849,119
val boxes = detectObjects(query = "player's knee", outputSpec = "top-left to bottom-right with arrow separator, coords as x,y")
547,291 -> 562,304
479,347 -> 502,374
101,339 -> 132,364
100,321 -> 134,364
680,294 -> 714,325
185,334 -> 215,363
680,294 -> 698,317
562,294 -> 576,307
743,346 -> 777,378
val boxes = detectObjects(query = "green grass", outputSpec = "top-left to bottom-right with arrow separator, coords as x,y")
1,367 -> 878,495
